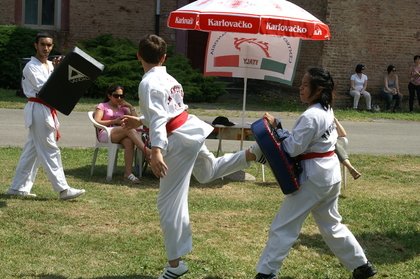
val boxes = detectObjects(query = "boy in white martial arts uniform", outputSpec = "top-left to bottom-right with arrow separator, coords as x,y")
122,34 -> 255,279
249,68 -> 377,279
6,33 -> 85,200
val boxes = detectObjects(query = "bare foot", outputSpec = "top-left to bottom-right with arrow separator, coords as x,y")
245,148 -> 256,161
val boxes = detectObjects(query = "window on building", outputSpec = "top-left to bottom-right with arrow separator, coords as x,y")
23,0 -> 61,29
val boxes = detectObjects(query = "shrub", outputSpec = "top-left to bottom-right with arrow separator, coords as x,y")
79,34 -> 226,102
165,54 -> 226,102
0,25 -> 63,91
0,25 -> 39,89
77,34 -> 140,99
0,27 -> 226,102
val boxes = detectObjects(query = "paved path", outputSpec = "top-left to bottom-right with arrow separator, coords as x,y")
2,108 -> 420,155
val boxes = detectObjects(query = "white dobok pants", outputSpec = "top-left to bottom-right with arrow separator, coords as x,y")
158,132 -> 250,260
10,104 -> 69,193
257,180 -> 368,274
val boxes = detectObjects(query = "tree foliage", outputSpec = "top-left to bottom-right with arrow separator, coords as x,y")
79,34 -> 226,102
0,25 -> 39,89
0,27 -> 226,102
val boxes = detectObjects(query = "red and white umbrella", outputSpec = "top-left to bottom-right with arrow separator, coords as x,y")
168,0 -> 331,149
168,0 -> 330,40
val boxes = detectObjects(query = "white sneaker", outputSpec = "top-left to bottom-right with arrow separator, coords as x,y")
249,143 -> 267,164
59,187 -> 86,200
6,189 -> 37,197
158,261 -> 188,279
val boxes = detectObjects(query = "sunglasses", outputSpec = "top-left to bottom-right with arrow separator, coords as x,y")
112,93 -> 124,99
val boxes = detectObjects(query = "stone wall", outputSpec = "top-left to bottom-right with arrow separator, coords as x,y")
1,0 -> 419,108
320,0 -> 420,107
0,0 -> 15,24
270,0 -> 420,108
66,0 -> 177,47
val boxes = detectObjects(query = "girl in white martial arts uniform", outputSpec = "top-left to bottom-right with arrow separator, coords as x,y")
122,34 -> 254,279
6,33 -> 85,200
251,67 -> 377,279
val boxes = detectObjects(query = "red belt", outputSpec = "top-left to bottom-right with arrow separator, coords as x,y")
28,97 -> 61,141
297,150 -> 335,161
166,111 -> 188,134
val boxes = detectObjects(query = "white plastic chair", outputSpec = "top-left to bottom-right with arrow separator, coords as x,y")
88,111 -> 145,181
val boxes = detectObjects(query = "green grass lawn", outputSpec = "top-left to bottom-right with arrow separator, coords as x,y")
1,88 -> 419,278
0,147 -> 419,279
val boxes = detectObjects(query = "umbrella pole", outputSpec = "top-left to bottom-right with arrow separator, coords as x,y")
240,77 -> 247,150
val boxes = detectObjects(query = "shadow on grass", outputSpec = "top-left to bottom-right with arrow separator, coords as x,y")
297,229 -> 419,266
0,194 -> 51,202
358,230 -> 420,265
94,275 -> 155,279
96,276 -> 224,279
23,275 -> 68,279
64,164 -> 159,189
25,275 -> 227,279
254,181 -> 280,188
25,275 -> 156,279
65,164 -> 233,190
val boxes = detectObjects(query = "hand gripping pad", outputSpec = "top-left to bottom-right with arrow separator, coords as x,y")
251,118 -> 301,194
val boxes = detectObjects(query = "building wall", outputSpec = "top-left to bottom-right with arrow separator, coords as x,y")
288,0 -> 420,107
1,0 -> 419,108
288,0 -> 328,89
0,1 -> 177,48
0,0 -> 15,24
66,0 -> 177,48
322,0 -> 420,106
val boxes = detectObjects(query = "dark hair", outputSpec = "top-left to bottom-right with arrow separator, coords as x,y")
138,34 -> 167,64
307,67 -> 335,110
414,55 -> 420,61
35,32 -> 53,43
387,64 -> 396,74
103,85 -> 124,102
355,64 -> 365,73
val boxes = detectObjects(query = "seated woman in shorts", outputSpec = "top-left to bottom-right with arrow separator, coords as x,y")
94,85 -> 151,183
